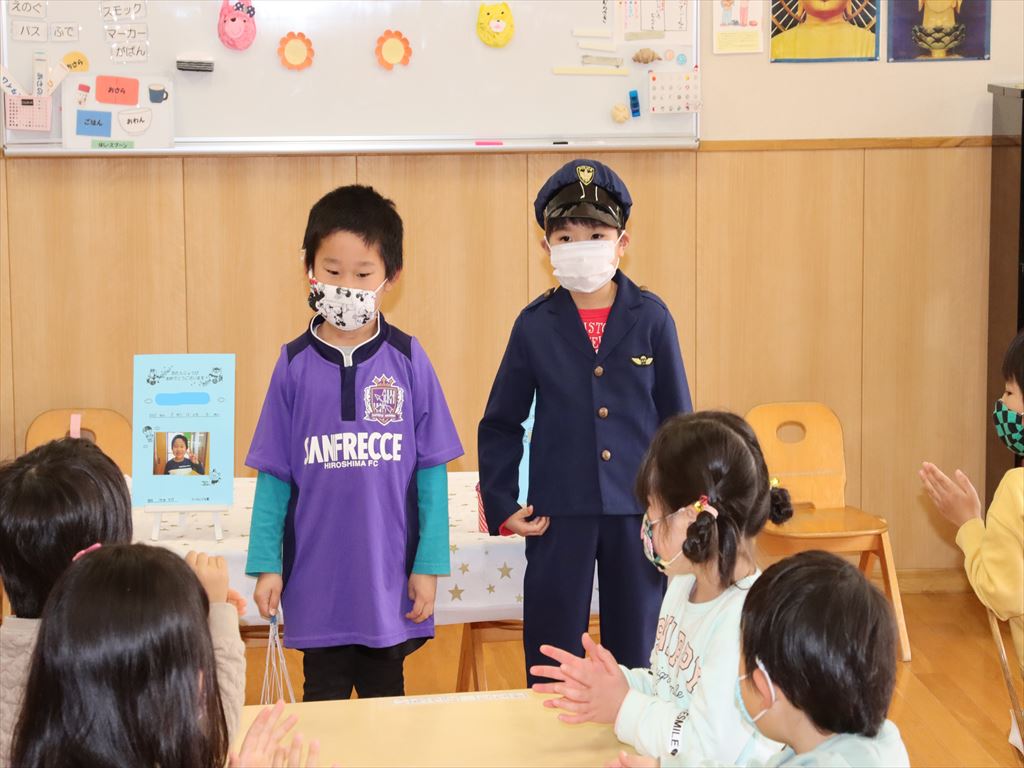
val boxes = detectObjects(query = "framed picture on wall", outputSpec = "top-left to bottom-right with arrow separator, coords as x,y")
770,0 -> 879,62
131,354 -> 235,508
888,0 -> 991,62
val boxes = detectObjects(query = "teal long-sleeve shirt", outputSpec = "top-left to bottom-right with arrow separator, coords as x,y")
245,464 -> 450,577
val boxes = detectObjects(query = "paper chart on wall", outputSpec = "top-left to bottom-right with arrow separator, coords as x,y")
615,0 -> 693,45
61,72 -> 173,149
570,0 -> 614,38
712,0 -> 764,54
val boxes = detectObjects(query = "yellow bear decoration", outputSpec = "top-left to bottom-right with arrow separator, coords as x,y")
477,2 -> 515,48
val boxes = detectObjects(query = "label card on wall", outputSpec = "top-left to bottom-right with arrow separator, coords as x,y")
131,354 -> 235,508
4,92 -> 51,130
61,72 -> 173,149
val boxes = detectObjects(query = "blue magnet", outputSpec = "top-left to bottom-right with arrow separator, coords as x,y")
629,89 -> 640,118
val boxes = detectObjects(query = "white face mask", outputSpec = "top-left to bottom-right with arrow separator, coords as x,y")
546,233 -> 623,294
308,270 -> 386,331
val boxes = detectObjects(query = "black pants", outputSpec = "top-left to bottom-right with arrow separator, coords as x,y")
301,645 -> 406,701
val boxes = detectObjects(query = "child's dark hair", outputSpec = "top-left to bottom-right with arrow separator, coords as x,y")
172,434 -> 188,448
0,438 -> 132,618
302,185 -> 403,279
1001,328 -> 1024,388
544,216 -> 623,238
635,411 -> 793,587
740,550 -> 897,738
11,544 -> 229,768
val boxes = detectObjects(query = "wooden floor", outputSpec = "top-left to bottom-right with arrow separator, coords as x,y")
243,592 -> 1023,768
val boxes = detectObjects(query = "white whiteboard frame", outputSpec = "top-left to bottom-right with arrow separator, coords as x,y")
2,133 -> 700,156
1,0 -> 700,156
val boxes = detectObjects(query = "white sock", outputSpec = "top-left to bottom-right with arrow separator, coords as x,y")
1010,710 -> 1023,756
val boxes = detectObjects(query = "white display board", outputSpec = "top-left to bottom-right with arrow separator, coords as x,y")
1,0 -> 701,155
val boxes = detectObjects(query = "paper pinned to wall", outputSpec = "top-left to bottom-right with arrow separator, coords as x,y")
4,92 -> 52,131
648,67 -> 701,113
62,72 -> 173,149
570,0 -> 613,38
11,20 -> 47,41
617,0 -> 692,45
0,66 -> 25,96
9,1 -> 47,19
713,0 -> 764,55
100,0 -> 147,22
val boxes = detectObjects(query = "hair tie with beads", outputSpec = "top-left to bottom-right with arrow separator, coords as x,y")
693,495 -> 718,519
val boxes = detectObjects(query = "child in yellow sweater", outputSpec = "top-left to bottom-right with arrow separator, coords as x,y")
920,329 -> 1024,671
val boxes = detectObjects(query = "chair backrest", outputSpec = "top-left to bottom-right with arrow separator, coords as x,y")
24,408 -> 132,474
745,402 -> 846,509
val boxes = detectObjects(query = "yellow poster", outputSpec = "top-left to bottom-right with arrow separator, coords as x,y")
770,0 -> 878,62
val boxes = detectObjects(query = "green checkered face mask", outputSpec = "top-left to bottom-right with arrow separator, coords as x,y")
993,399 -> 1024,455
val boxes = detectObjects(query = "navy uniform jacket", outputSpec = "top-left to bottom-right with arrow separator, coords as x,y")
478,271 -> 692,534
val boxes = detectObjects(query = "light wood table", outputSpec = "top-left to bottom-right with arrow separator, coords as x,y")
235,690 -> 623,767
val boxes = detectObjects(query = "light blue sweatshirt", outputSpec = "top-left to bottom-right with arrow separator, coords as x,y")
684,720 -> 910,767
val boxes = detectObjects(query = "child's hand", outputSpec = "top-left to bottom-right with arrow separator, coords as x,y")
227,588 -> 247,616
255,573 -> 284,619
606,751 -> 659,768
186,551 -> 229,604
228,700 -> 324,768
502,505 -> 550,537
919,462 -> 983,529
531,633 -> 629,725
406,574 -> 437,623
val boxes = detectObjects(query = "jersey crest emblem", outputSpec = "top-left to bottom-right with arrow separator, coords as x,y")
364,375 -> 405,426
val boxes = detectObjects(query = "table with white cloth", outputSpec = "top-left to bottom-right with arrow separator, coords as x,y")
129,472 -> 598,627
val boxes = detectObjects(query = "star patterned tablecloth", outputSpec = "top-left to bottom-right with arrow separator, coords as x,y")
129,472 -> 598,627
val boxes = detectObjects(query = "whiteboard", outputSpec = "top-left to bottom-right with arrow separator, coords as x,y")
1,0 -> 700,155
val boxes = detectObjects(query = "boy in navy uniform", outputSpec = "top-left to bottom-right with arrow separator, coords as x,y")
479,159 -> 692,683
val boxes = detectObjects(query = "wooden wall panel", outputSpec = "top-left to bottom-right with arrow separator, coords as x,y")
0,146 -> 994,573
0,160 -> 14,461
862,148 -> 991,570
6,158 -> 187,461
356,155 -> 529,470
695,150 -> 865,506
525,152 -> 698,404
183,157 -> 357,476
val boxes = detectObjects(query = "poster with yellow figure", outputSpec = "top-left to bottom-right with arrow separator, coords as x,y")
476,3 -> 515,48
888,0 -> 991,62
770,0 -> 878,62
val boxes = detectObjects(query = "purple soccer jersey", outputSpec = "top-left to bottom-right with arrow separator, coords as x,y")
247,316 -> 463,649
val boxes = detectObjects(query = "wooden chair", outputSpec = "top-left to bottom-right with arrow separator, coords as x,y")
745,402 -> 912,662
456,615 -> 601,692
25,408 -> 132,474
988,609 -> 1024,766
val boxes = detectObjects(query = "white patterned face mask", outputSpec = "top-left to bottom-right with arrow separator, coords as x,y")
308,270 -> 386,331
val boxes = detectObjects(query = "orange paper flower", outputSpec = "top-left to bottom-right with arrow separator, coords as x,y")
278,32 -> 314,71
375,29 -> 412,70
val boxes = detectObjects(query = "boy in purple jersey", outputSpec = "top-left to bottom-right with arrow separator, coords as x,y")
246,186 -> 463,700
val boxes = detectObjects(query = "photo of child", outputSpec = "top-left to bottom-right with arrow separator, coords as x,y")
153,432 -> 209,476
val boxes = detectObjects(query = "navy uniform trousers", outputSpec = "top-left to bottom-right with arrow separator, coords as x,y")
524,514 -> 665,686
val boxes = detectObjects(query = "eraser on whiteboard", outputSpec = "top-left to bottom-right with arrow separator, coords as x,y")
176,57 -> 214,72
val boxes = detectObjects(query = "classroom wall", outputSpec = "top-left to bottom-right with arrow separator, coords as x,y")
0,146 -> 991,575
699,0 -> 1024,141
